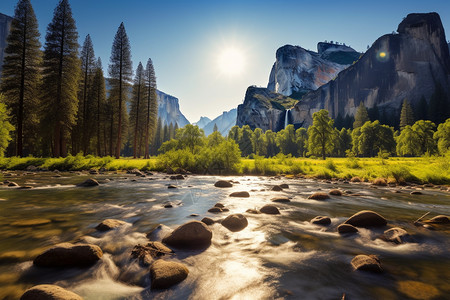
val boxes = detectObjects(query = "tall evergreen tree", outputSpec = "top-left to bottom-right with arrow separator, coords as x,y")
144,58 -> 157,159
108,22 -> 132,158
76,34 -> 96,154
130,62 -> 145,158
89,57 -> 106,156
152,117 -> 162,155
353,102 -> 369,129
213,123 -> 218,132
1,0 -> 41,156
42,0 -> 80,157
399,99 -> 414,129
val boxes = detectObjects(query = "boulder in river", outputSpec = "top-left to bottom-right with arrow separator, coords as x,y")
131,242 -> 173,266
76,178 -> 99,187
162,221 -> 212,249
201,217 -> 215,225
271,196 -> 290,203
150,260 -> 189,290
383,227 -> 413,244
221,214 -> 248,232
351,254 -> 383,273
350,177 -> 361,183
280,184 -> 289,189
20,284 -> 82,300
260,205 -> 280,215
229,191 -> 250,197
271,185 -> 283,191
311,216 -> 331,225
33,243 -> 103,268
214,203 -> 225,208
167,184 -> 177,189
7,181 -> 19,187
344,210 -> 387,228
208,207 -> 223,213
372,178 -> 387,186
96,219 -> 126,231
410,191 -> 423,195
170,174 -> 184,180
308,192 -> 330,200
338,224 -> 358,234
329,189 -> 342,196
214,180 -> 233,188
424,215 -> 450,224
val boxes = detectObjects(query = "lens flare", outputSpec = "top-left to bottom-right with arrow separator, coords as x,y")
376,50 -> 389,62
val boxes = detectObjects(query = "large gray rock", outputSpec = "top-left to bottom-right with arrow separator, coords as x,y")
344,210 -> 387,228
260,205 -> 280,215
131,242 -> 173,266
150,260 -> 189,290
33,243 -> 103,268
76,178 -> 99,187
338,224 -> 358,234
311,216 -> 331,225
20,284 -> 82,300
351,254 -> 383,273
221,214 -> 248,232
229,191 -> 250,197
95,219 -> 126,231
162,221 -> 212,249
214,180 -> 233,188
383,227 -> 413,244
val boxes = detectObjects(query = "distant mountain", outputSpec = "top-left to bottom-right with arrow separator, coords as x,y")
203,108 -> 237,136
193,116 -> 211,129
0,13 -> 13,76
267,43 -> 360,97
156,90 -> 190,127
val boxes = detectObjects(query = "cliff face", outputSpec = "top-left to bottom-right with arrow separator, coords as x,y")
267,43 -> 360,97
0,13 -> 13,77
236,86 -> 297,131
290,12 -> 450,127
157,90 -> 190,127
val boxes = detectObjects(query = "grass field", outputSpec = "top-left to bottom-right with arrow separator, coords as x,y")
0,154 -> 449,185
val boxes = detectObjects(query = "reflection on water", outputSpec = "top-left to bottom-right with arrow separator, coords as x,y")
0,172 -> 449,299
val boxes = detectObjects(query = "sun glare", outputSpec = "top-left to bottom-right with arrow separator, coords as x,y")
218,47 -> 245,75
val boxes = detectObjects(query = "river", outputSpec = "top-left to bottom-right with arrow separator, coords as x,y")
0,171 -> 449,299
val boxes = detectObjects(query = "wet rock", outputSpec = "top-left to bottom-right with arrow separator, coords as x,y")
164,203 -> 173,208
11,219 -> 52,227
127,169 -> 144,176
271,185 -> 283,191
7,181 -> 19,187
96,219 -> 126,231
189,214 -> 199,217
170,174 -> 184,180
246,209 -> 260,214
33,243 -> 103,268
410,191 -> 423,195
208,207 -> 223,213
89,169 -> 98,175
229,191 -> 250,197
260,205 -> 280,215
311,216 -> 331,225
329,189 -> 342,196
214,180 -> 233,188
214,203 -> 225,208
150,260 -> 189,290
131,242 -> 173,266
167,184 -> 177,189
280,184 -> 289,189
397,280 -> 440,300
221,214 -> 248,232
222,208 -> 229,212
424,215 -> 450,224
162,221 -> 212,249
372,178 -> 387,186
201,217 -> 215,225
351,254 -> 383,273
383,227 -> 413,244
20,284 -> 83,300
350,177 -> 361,183
76,178 -> 99,187
308,192 -> 330,200
271,196 -> 290,203
18,185 -> 33,189
25,165 -> 38,172
147,224 -> 172,241
338,224 -> 359,234
344,210 -> 387,228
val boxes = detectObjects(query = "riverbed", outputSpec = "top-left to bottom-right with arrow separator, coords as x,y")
0,171 -> 449,299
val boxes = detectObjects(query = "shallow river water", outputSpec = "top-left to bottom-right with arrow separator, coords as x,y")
0,171 -> 449,300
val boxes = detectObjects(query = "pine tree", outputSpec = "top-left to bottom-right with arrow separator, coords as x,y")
77,34 -> 96,154
42,0 -> 80,157
213,123 -> 218,132
152,117 -> 162,155
144,58 -> 157,158
89,57 -> 106,156
399,99 -> 414,129
1,0 -> 41,156
108,22 -> 132,158
353,102 -> 369,129
163,123 -> 169,143
168,122 -> 175,139
130,62 -> 145,158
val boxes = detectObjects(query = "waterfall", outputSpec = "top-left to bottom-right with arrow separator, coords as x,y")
284,109 -> 290,129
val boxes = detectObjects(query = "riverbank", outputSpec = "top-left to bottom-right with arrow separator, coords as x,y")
0,155 -> 449,185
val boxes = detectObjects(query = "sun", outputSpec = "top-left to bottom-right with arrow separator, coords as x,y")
217,47 -> 245,75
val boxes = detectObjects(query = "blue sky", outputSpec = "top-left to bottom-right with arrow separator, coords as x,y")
1,0 -> 449,122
